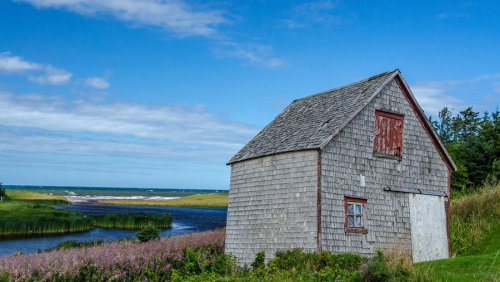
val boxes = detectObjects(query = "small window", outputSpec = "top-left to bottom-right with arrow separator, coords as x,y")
373,110 -> 404,157
344,197 -> 368,233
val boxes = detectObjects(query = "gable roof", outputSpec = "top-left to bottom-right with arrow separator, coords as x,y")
228,70 -> 456,171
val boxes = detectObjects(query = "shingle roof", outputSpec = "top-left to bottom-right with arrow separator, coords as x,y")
227,70 -> 400,164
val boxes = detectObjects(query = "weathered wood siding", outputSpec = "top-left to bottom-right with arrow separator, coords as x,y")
320,78 -> 449,255
225,150 -> 318,264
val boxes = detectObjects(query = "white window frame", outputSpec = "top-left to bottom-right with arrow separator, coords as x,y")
347,202 -> 364,228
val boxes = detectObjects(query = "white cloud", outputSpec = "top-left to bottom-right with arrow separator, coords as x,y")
16,0 -> 227,37
85,77 -> 110,89
0,52 -> 72,85
16,1 -> 284,67
436,12 -> 469,20
0,92 -> 257,161
214,42 -> 284,68
280,0 -> 342,29
410,84 -> 463,116
493,83 -> 500,94
0,52 -> 41,73
30,65 -> 72,85
411,73 -> 500,117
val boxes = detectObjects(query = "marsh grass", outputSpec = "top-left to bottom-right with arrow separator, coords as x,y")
91,213 -> 172,229
0,200 -> 93,237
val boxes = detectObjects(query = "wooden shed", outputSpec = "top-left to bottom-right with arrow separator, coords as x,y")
225,70 -> 457,264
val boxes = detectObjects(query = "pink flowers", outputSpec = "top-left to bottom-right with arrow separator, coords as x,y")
0,230 -> 225,281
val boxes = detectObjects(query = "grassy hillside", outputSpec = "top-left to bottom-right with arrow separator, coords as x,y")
99,192 -> 229,208
416,185 -> 500,281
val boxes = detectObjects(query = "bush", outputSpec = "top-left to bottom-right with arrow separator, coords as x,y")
46,240 -> 105,251
136,225 -> 160,242
268,248 -> 365,274
0,183 -> 6,200
251,251 -> 265,270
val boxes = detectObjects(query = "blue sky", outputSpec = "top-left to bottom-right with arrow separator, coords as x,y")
0,0 -> 499,189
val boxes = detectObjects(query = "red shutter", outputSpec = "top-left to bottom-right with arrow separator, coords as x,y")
373,111 -> 404,157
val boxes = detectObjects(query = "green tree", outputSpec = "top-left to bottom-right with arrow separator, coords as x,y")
446,143 -> 472,192
484,159 -> 500,186
431,107 -> 500,191
433,107 -> 454,144
452,107 -> 480,143
0,182 -> 6,199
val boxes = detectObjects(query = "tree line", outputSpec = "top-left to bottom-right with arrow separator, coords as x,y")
428,107 -> 500,194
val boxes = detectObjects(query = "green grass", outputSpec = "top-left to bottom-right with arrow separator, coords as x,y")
98,192 -> 229,208
465,219 -> 500,256
417,220 -> 500,281
417,251 -> 499,281
6,190 -> 66,201
415,185 -> 500,281
0,190 -> 172,238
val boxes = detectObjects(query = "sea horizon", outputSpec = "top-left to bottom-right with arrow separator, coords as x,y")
3,184 -> 228,193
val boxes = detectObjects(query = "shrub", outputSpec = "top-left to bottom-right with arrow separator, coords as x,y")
268,248 -> 365,274
136,225 -> 160,242
46,240 -> 105,251
251,251 -> 265,270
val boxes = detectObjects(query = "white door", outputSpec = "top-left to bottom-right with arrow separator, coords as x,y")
409,194 -> 449,262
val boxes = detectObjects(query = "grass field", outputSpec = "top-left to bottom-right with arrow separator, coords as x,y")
0,190 -> 172,238
416,223 -> 500,281
6,189 -> 66,201
415,185 -> 500,281
98,192 -> 229,208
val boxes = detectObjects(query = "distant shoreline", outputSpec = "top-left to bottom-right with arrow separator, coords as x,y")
64,195 -> 180,203
98,193 -> 229,208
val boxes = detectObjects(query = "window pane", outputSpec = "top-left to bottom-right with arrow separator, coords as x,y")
348,215 -> 354,226
347,204 -> 354,215
355,203 -> 362,215
355,215 -> 362,227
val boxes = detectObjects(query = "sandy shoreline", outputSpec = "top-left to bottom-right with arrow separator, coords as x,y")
64,195 -> 180,203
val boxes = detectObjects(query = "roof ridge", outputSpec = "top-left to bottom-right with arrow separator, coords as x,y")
292,69 -> 399,103
227,69 -> 401,165
318,70 -> 400,148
